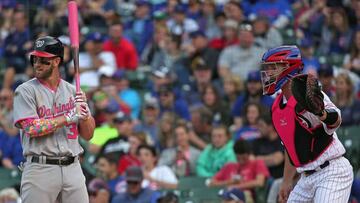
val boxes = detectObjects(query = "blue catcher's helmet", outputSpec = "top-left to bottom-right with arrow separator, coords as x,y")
260,45 -> 303,95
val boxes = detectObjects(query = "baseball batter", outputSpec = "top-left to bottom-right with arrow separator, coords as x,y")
260,46 -> 353,203
13,36 -> 96,202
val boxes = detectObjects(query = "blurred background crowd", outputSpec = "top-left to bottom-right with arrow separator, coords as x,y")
0,0 -> 360,203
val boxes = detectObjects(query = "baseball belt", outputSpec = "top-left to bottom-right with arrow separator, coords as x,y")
30,156 -> 76,166
303,160 -> 330,176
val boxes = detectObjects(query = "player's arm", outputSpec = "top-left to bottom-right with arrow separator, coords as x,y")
17,116 -> 68,138
318,92 -> 341,129
278,151 -> 297,203
78,116 -> 95,141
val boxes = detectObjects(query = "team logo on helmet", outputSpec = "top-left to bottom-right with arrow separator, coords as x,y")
36,40 -> 45,48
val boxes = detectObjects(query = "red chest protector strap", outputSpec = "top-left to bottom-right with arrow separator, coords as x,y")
271,94 -> 333,167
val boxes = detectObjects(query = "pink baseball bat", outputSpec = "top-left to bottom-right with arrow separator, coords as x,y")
67,0 -> 80,92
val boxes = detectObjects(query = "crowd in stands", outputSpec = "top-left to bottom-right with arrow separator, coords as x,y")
0,0 -> 360,202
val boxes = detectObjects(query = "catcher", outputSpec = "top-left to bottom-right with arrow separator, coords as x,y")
260,45 -> 353,203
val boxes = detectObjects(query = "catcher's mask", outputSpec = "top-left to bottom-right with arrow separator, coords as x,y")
260,45 -> 303,95
29,36 -> 64,66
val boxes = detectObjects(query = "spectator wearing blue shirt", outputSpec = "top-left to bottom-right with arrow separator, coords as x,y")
124,0 -> 154,55
2,9 -> 32,89
96,153 -> 127,199
232,71 -> 274,129
233,102 -> 262,141
112,70 -> 142,119
158,85 -> 191,121
2,134 -> 23,169
249,0 -> 292,29
299,37 -> 320,75
111,166 -> 160,203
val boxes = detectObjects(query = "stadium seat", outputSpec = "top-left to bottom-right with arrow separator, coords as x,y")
337,126 -> 360,173
0,168 -> 21,190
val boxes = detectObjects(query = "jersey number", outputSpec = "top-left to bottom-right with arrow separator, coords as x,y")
66,123 -> 78,139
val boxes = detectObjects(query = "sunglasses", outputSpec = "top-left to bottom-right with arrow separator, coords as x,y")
127,181 -> 140,185
33,56 -> 56,65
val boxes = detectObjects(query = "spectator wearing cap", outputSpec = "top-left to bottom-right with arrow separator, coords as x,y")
72,32 -> 116,89
2,9 -> 32,90
98,110 -> 134,157
103,21 -> 138,70
135,95 -> 161,148
96,153 -> 126,199
219,188 -> 246,203
158,84 -> 191,121
111,70 -> 141,119
89,98 -> 120,154
88,178 -> 111,203
317,64 -> 335,98
166,4 -> 199,36
252,16 -> 283,50
158,120 -> 201,177
183,56 -> 222,105
209,19 -> 240,51
189,105 -> 214,149
299,37 -> 320,75
232,71 -> 273,130
137,145 -> 178,190
124,0 -> 154,55
111,166 -> 161,203
218,23 -> 266,80
249,0 -> 292,29
209,140 -> 270,202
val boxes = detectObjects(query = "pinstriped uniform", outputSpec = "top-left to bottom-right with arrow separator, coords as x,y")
285,93 -> 354,202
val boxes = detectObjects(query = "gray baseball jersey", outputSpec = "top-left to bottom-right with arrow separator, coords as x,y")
13,78 -> 83,157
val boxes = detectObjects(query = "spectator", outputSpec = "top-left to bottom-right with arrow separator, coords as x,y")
98,110 -> 134,157
189,105 -> 213,149
135,95 -> 161,148
223,74 -> 244,109
223,1 -> 245,24
111,70 -> 142,119
249,0 -> 292,29
343,28 -> 360,76
209,19 -> 239,51
157,191 -> 179,203
252,16 -> 283,50
124,0 -> 154,55
117,132 -> 146,176
253,114 -> 284,179
158,120 -> 201,177
111,166 -> 160,203
158,112 -> 178,151
333,72 -> 360,126
201,84 -> 232,125
158,84 -> 190,121
0,88 -> 18,136
72,32 -> 117,89
166,4 -> 199,37
202,0 -> 221,40
218,24 -> 266,80
88,178 -> 111,203
2,8 -> 32,90
196,125 -> 236,177
233,102 -> 262,141
0,188 -> 20,203
209,140 -> 270,202
219,188 -> 246,203
232,71 -> 274,129
103,21 -> 138,70
96,153 -> 126,198
33,4 -> 63,37
317,64 -> 335,98
299,37 -> 320,75
148,66 -> 176,96
137,145 -> 178,190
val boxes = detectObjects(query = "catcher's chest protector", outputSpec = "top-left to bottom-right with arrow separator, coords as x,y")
271,94 -> 333,167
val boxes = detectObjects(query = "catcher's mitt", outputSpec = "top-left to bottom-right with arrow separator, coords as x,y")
291,74 -> 324,116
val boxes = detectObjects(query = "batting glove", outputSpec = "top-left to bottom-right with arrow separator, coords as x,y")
64,107 -> 80,124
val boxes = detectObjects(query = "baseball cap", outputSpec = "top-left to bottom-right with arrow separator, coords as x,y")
125,166 -> 143,182
112,70 -> 126,81
219,188 -> 245,202
104,99 -> 120,113
113,110 -> 132,123
189,30 -> 206,39
86,32 -> 105,43
299,37 -> 313,48
88,178 -> 109,195
144,96 -> 159,109
174,4 -> 186,13
247,70 -> 261,82
152,66 -> 171,78
317,64 -> 333,77
191,57 -> 210,71
135,0 -> 151,7
224,19 -> 239,30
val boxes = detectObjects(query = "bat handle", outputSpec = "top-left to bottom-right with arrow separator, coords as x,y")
73,46 -> 80,92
